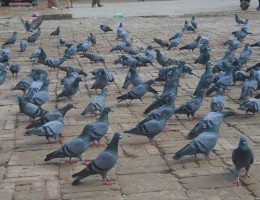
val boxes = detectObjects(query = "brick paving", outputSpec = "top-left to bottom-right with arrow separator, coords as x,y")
0,3 -> 260,200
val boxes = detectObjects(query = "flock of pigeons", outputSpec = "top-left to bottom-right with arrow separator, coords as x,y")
0,13 -> 259,186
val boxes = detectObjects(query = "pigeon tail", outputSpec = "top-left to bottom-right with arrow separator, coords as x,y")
72,167 -> 96,185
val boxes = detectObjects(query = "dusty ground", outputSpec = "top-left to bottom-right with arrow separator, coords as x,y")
0,4 -> 260,200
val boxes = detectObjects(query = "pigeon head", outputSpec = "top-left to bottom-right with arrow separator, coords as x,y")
65,103 -> 77,110
245,43 -> 250,49
249,69 -> 255,78
90,33 -> 93,36
106,132 -> 122,152
145,79 -> 155,86
13,31 -> 17,35
195,88 -> 205,98
238,136 -> 249,151
216,88 -> 224,95
185,20 -> 188,24
192,16 -> 195,20
102,106 -> 113,114
83,124 -> 96,131
147,45 -> 153,49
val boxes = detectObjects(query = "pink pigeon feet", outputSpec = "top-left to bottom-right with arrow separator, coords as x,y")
163,126 -> 170,133
93,140 -> 106,147
81,160 -> 90,166
66,158 -> 78,164
233,178 -> 241,186
149,139 -> 159,147
242,171 -> 251,178
103,177 -> 113,186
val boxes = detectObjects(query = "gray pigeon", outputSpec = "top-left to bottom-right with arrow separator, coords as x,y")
168,37 -> 182,50
184,20 -> 195,32
44,124 -> 94,164
239,69 -> 258,100
117,22 -> 128,39
124,37 -> 133,47
174,89 -> 205,119
194,62 -> 213,96
20,16 -> 43,32
100,25 -> 113,33
187,110 -> 235,139
124,109 -> 172,146
191,16 -> 197,29
3,32 -> 17,46
179,36 -> 201,51
110,41 -> 127,52
12,72 -> 35,96
0,62 -> 8,71
20,38 -> 28,52
87,107 -> 112,146
224,36 -> 240,51
81,88 -> 107,116
238,97 -> 260,115
235,14 -> 244,25
50,26 -> 60,36
57,66 -> 88,77
72,132 -> 121,185
144,45 -> 154,59
88,33 -> 96,46
194,45 -> 211,65
169,27 -> 185,41
155,49 -> 178,67
173,123 -> 219,160
232,28 -> 249,42
27,28 -> 41,43
17,96 -> 47,121
153,38 -> 169,47
239,43 -> 253,66
57,77 -> 82,100
125,47 -> 143,55
26,103 -> 75,129
91,69 -> 108,91
212,50 -> 234,74
25,75 -> 45,98
91,68 -> 114,82
76,41 -> 91,54
64,44 -> 77,59
114,55 -> 144,68
24,119 -> 64,143
0,71 -> 7,85
0,46 -> 10,63
10,63 -> 20,78
29,47 -> 47,63
210,88 -> 226,112
250,41 -> 260,48
232,136 -> 254,186
41,57 -> 66,69
59,36 -> 66,46
83,53 -> 105,64
117,79 -> 155,104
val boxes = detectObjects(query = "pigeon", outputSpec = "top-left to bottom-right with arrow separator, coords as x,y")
64,44 -> 77,59
238,97 -> 260,115
125,47 -> 144,55
11,72 -> 35,96
0,62 -> 8,71
133,55 -> 153,66
57,77 -> 82,100
114,55 -> 144,68
174,89 -> 205,119
184,20 -> 195,32
179,36 -> 201,51
17,96 -> 47,121
211,88 -> 226,112
20,16 -> 43,32
81,88 -> 107,116
200,35 -> 209,46
100,25 -> 113,33
77,41 -> 91,53
91,69 -> 108,91
232,29 -> 248,42
0,71 -> 7,85
24,118 -> 64,143
59,36 -> 66,46
117,79 -> 155,104
193,62 -> 214,96
20,38 -> 28,52
173,123 -> 219,160
155,49 -> 177,67
44,124 -> 94,163
206,65 -> 233,96
3,31 -> 17,46
25,75 -> 45,98
29,47 -> 47,62
233,70 -> 249,84
90,68 -> 114,82
250,41 -> 260,48
168,37 -> 182,50
27,28 -> 41,43
239,43 -> 253,66
144,45 -> 154,59
239,69 -> 258,100
50,26 -> 60,36
26,103 -> 75,129
41,57 -> 66,69
194,45 -> 211,65
187,110 -> 236,139
123,37 -> 133,47
31,68 -> 49,81
232,136 -> 254,186
117,22 -> 128,39
87,33 -> 96,46
224,37 -> 240,51
191,16 -> 197,29
212,50 -> 233,74
87,106 -> 112,145
9,63 -> 20,78
83,53 -> 105,64
153,38 -> 169,47
124,108 -> 172,146
110,41 -> 127,52
169,27 -> 185,41
25,79 -> 50,107
72,132 -> 121,185
235,14 -> 245,25
0,47 -> 10,63
57,66 -> 88,77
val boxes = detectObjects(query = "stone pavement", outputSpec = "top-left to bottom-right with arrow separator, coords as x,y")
0,2 -> 260,200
